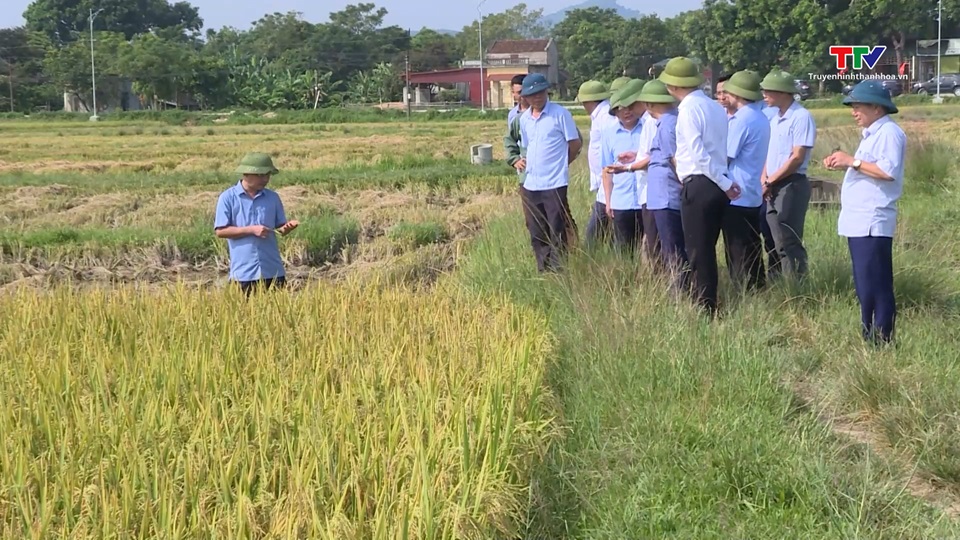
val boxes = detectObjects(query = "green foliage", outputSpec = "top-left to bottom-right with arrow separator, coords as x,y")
387,221 -> 449,251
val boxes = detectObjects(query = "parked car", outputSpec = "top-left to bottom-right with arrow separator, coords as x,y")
841,79 -> 903,97
912,73 -> 960,96
793,79 -> 813,101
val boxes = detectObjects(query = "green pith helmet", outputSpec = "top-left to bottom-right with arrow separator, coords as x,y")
724,70 -> 763,102
235,152 -> 280,175
637,80 -> 677,104
759,70 -> 798,94
609,76 -> 632,94
657,57 -> 705,88
577,80 -> 611,103
609,78 -> 646,114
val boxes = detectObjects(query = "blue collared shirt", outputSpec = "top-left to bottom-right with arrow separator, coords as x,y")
645,110 -> 682,211
600,119 -> 643,211
214,181 -> 288,281
750,100 -> 777,120
727,104 -> 771,208
766,101 -> 817,176
520,101 -> 581,191
838,115 -> 907,238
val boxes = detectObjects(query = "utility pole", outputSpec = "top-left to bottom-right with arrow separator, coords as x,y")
405,51 -> 411,121
934,0 -> 943,104
89,8 -> 104,121
478,0 -> 487,113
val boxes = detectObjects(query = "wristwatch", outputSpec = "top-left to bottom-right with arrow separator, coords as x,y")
852,159 -> 862,170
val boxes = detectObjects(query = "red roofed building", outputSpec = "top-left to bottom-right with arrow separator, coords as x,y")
405,38 -> 561,109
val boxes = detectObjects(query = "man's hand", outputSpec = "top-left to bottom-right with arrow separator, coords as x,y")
823,151 -> 854,170
617,151 -> 637,163
604,163 -> 629,174
248,225 -> 271,238
725,183 -> 742,201
277,220 -> 299,236
605,204 -> 615,219
514,158 -> 526,172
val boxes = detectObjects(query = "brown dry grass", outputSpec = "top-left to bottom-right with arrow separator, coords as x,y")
0,124 -> 516,173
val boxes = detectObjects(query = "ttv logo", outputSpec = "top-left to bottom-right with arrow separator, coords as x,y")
829,46 -> 887,70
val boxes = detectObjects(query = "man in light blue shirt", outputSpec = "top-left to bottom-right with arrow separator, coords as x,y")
761,70 -> 817,279
721,71 -> 771,290
518,73 -> 583,272
823,80 -> 906,344
612,79 -> 688,286
599,80 -> 645,254
214,152 -> 299,296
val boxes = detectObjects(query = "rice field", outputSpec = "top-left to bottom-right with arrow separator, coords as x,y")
3,103 -> 960,538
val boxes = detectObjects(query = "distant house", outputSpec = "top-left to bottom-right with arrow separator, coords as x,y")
479,38 -> 560,109
406,38 -> 562,109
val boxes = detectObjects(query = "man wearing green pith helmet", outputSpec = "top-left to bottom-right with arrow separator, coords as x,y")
578,79 -> 618,247
214,152 -> 299,296
659,57 -> 742,316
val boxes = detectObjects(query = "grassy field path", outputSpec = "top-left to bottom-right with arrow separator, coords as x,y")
456,172 -> 960,537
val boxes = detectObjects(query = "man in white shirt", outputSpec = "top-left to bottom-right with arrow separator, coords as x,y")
577,80 -> 616,247
659,57 -> 741,315
823,80 -> 906,344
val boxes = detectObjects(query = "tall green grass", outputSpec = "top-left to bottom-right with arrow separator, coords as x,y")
452,129 -> 960,537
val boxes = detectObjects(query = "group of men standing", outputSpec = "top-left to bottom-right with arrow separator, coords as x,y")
503,57 -> 907,344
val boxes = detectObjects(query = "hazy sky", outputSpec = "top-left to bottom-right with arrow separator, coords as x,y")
3,0 -> 703,33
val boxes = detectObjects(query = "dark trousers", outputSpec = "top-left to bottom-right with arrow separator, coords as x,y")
680,175 -> 730,314
641,206 -> 661,263
237,276 -> 286,296
610,208 -> 643,254
585,201 -> 610,247
653,208 -> 689,290
759,201 -> 780,278
521,186 -> 572,272
766,174 -> 811,279
849,236 -> 896,343
722,204 -> 766,290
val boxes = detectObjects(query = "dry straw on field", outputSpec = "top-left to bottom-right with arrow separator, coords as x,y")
0,281 -> 558,539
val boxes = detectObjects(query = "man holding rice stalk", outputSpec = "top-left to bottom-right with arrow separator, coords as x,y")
823,80 -> 906,345
214,152 -> 299,296
517,73 -> 582,273
598,78 -> 646,254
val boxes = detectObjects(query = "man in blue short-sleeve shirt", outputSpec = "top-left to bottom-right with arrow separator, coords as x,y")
760,70 -> 817,279
721,71 -> 771,290
517,73 -> 583,273
214,152 -> 299,295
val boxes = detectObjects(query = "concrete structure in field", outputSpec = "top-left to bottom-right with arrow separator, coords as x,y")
406,38 -> 561,109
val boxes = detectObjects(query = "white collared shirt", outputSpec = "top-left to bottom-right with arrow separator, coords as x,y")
588,100 -> 615,192
634,111 -> 658,206
675,89 -> 733,191
838,115 -> 907,238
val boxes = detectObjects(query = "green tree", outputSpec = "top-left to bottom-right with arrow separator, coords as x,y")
42,31 -> 129,107
459,3 -> 546,58
552,7 -> 625,90
24,0 -> 202,46
0,27 -> 59,111
410,28 -> 463,71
